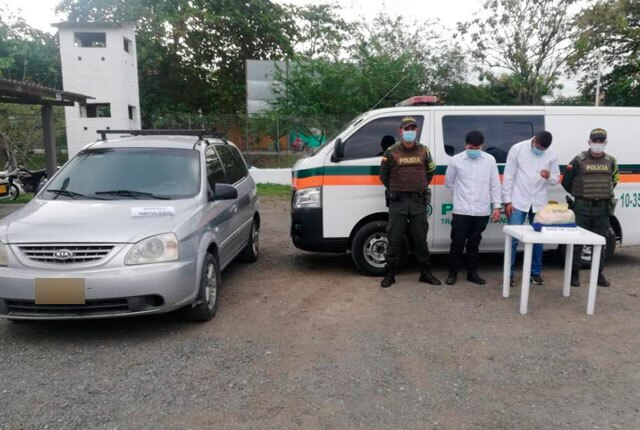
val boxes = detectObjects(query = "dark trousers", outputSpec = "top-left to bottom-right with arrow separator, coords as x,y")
449,214 -> 489,273
572,201 -> 609,272
385,198 -> 430,272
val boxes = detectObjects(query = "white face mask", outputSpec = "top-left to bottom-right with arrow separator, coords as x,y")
590,143 -> 606,154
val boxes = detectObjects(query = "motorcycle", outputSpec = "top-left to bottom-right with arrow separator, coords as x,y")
0,164 -> 46,201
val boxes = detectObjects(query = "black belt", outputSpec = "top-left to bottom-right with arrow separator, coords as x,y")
394,191 -> 425,198
574,198 -> 609,206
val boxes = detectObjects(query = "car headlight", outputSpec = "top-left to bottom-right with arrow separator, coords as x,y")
125,233 -> 179,265
293,187 -> 321,209
0,242 -> 7,266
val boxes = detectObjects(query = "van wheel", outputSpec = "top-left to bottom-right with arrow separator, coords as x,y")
351,221 -> 388,276
184,252 -> 220,322
239,218 -> 259,263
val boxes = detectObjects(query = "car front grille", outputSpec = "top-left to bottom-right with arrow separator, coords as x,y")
19,244 -> 115,264
3,295 -> 164,318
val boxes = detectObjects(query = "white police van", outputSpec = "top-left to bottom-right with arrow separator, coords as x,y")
290,96 -> 640,275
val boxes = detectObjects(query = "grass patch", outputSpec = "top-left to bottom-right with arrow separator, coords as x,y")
257,183 -> 291,197
0,193 -> 34,204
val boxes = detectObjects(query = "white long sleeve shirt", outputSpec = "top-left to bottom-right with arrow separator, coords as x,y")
445,151 -> 502,216
502,139 -> 561,213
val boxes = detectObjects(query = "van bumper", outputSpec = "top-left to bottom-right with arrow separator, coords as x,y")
290,207 -> 348,252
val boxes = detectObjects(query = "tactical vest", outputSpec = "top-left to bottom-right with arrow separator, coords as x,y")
388,143 -> 429,192
571,151 -> 614,199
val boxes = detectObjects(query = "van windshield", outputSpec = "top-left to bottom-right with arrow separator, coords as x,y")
310,115 -> 365,156
42,147 -> 201,200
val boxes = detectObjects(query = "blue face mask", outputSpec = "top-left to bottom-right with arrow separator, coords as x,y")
466,149 -> 482,159
531,146 -> 545,156
402,130 -> 417,142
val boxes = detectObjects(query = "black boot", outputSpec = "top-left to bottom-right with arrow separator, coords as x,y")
570,270 -> 580,287
419,270 -> 441,285
597,272 -> 610,287
466,271 -> 486,285
445,271 -> 457,285
380,272 -> 396,288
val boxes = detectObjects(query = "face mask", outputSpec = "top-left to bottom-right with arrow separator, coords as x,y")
531,146 -> 545,156
466,149 -> 482,159
590,143 -> 605,154
402,130 -> 417,143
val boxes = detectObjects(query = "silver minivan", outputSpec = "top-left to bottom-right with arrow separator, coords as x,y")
0,131 -> 259,322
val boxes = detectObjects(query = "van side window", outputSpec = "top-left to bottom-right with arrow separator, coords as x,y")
216,145 -> 248,184
442,115 -> 545,163
343,116 -> 425,160
206,146 -> 226,187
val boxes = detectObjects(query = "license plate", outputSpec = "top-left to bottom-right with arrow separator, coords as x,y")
0,184 -> 7,195
34,278 -> 86,304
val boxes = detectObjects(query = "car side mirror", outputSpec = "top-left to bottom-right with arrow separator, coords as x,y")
331,138 -> 344,162
212,183 -> 237,201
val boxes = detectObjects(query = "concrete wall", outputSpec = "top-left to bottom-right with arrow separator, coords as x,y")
249,168 -> 291,185
59,23 -> 141,156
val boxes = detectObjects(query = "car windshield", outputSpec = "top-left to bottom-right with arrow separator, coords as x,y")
42,147 -> 201,200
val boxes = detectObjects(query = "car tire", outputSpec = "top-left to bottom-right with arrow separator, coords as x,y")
184,252 -> 220,322
9,183 -> 19,201
351,221 -> 389,276
239,218 -> 259,263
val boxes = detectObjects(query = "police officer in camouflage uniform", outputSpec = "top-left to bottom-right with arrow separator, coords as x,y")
562,128 -> 620,288
379,116 -> 441,288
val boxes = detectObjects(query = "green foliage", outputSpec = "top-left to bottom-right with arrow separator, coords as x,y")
457,0 -> 577,104
293,4 -> 356,60
269,13 -> 467,117
571,0 -> 640,106
0,5 -> 61,87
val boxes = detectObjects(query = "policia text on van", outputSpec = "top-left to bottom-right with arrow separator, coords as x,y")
290,96 -> 640,276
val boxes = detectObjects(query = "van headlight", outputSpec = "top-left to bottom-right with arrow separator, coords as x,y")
0,242 -> 7,266
125,233 -> 179,265
293,187 -> 321,209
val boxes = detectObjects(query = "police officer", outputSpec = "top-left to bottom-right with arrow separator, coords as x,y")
379,116 -> 441,288
562,128 -> 620,287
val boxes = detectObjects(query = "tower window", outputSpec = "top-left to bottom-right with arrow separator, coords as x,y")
123,37 -> 132,53
86,103 -> 111,118
128,105 -> 135,120
74,32 -> 106,48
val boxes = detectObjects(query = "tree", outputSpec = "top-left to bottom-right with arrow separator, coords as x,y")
0,5 -> 61,87
457,0 -> 578,104
293,3 -> 356,60
571,0 -> 640,106
55,0 -> 298,117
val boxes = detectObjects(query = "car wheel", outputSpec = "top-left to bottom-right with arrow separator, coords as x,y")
9,183 -> 19,201
239,218 -> 259,263
351,221 -> 388,276
184,252 -> 220,322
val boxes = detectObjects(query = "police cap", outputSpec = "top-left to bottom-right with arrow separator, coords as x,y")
400,116 -> 418,129
589,128 -> 607,141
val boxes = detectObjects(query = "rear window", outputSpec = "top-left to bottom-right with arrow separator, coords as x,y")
442,115 -> 544,162
343,116 -> 425,160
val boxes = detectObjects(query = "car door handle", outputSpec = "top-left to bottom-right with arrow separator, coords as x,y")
231,205 -> 238,213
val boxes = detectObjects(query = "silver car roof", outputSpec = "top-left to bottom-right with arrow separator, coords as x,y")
84,135 -> 231,150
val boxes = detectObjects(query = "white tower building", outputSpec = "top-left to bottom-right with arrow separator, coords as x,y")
54,22 -> 141,156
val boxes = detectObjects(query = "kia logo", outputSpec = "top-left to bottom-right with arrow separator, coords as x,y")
54,249 -> 74,260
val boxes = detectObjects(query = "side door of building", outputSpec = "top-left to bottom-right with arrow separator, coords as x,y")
432,111 -> 545,251
215,144 -> 254,257
205,144 -> 236,267
322,114 -> 433,245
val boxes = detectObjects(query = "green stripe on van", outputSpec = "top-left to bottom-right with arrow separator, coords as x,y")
294,163 -> 640,178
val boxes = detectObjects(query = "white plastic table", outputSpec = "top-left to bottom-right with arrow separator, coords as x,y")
502,225 -> 606,315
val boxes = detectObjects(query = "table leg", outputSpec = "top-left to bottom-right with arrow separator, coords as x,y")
503,234 -> 512,298
519,243 -> 533,315
563,244 -> 574,298
587,245 -> 602,315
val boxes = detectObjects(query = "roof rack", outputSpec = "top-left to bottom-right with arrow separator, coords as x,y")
96,129 -> 226,141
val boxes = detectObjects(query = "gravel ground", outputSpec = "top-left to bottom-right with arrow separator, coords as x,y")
1,196 -> 639,430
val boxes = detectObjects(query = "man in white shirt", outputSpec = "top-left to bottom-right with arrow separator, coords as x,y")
502,131 -> 560,286
444,130 -> 502,285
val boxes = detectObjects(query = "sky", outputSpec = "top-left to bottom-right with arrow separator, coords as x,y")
2,0 -> 579,96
